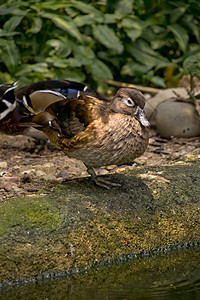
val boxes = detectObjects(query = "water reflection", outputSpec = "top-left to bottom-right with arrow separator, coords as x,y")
0,248 -> 200,300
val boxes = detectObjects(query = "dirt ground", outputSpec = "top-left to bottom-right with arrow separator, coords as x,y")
0,130 -> 199,200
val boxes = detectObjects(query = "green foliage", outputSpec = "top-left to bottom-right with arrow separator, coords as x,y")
0,0 -> 200,92
182,54 -> 200,91
183,54 -> 200,79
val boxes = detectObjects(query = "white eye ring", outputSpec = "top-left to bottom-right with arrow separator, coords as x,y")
123,97 -> 135,107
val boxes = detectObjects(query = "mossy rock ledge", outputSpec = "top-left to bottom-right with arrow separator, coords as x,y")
0,151 -> 199,283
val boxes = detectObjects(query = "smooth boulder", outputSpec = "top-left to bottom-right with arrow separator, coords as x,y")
155,99 -> 200,138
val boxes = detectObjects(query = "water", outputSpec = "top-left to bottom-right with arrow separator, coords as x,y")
0,248 -> 200,300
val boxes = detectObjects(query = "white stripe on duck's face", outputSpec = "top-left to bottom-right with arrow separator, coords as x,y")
83,85 -> 88,91
0,100 -> 17,120
0,85 -> 17,120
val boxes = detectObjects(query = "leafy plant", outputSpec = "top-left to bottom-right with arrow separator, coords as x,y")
0,0 -> 199,93
182,54 -> 200,91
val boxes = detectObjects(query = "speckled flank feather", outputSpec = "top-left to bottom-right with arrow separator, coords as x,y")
59,113 -> 149,168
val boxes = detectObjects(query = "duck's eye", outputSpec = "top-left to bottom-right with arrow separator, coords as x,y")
123,97 -> 135,107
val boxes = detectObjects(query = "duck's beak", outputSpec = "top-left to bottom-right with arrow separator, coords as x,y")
134,106 -> 150,127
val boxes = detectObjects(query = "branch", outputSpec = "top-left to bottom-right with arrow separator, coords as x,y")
104,79 -> 162,94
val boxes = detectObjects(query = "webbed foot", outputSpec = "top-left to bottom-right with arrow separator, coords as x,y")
87,167 -> 121,189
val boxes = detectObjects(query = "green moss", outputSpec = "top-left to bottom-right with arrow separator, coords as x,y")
0,197 -> 62,237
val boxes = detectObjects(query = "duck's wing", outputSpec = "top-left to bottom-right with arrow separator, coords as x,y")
15,80 -> 98,113
31,95 -> 109,139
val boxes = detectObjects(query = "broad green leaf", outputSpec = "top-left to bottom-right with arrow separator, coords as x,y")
103,13 -> 123,24
16,63 -> 51,77
74,13 -> 121,27
98,51 -> 121,68
125,28 -> 142,42
142,15 -> 165,28
28,17 -> 43,34
184,15 -> 200,44
73,45 -> 95,61
74,15 -> 97,27
183,55 -> 200,78
46,56 -> 70,68
134,40 -> 164,57
3,15 -> 25,32
120,17 -> 141,29
35,11 -> 60,20
0,4 -> 26,16
0,30 -> 19,37
150,76 -> 166,88
0,39 -> 19,74
75,13 -> 117,27
152,25 -> 166,34
170,6 -> 189,23
31,2 -> 71,10
155,61 -> 175,70
52,17 -> 83,42
151,39 -> 167,50
64,58 -> 83,67
70,0 -> 100,14
92,25 -> 124,54
115,0 -> 133,14
121,62 -> 151,76
88,59 -> 113,80
58,36 -> 78,52
65,7 -> 79,18
121,19 -> 143,41
58,69 -> 86,82
46,39 -> 72,57
127,45 -> 170,69
168,24 -> 189,53
47,53 -> 93,68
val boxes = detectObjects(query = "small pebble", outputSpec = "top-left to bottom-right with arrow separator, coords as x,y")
11,186 -> 23,193
35,170 -> 47,177
21,169 -> 36,176
42,163 -> 54,168
0,161 -> 7,168
44,174 -> 57,181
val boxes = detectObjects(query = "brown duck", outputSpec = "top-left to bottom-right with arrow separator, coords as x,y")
30,87 -> 150,188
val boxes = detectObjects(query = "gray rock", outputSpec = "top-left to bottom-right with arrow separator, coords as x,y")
144,88 -> 189,126
155,99 -> 200,138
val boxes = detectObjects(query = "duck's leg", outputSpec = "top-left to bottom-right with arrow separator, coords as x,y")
86,167 -> 121,189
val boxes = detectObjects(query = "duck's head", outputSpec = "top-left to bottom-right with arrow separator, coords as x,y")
110,88 -> 150,127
